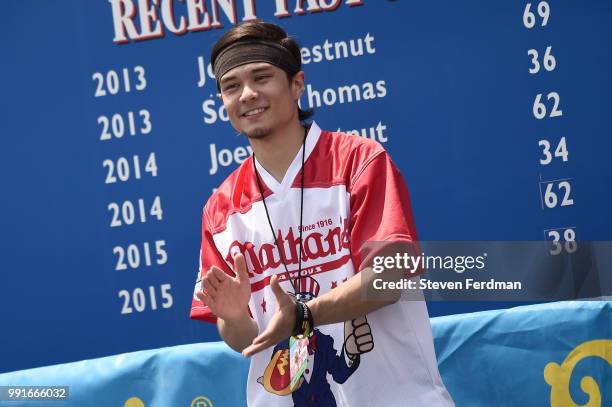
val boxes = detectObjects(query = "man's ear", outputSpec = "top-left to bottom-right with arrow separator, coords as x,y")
291,71 -> 305,101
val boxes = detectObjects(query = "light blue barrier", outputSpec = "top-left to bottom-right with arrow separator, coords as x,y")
0,342 -> 249,407
1,301 -> 609,406
433,301 -> 610,406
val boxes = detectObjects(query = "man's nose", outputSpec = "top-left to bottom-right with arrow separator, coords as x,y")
239,84 -> 258,102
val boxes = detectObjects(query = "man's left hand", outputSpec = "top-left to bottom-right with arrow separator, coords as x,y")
242,275 -> 296,357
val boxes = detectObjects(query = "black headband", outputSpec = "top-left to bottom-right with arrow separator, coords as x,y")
213,40 -> 300,89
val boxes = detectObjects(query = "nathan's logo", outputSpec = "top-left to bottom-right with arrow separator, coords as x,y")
226,218 -> 350,277
544,339 -> 612,407
109,0 -> 365,44
190,396 -> 213,407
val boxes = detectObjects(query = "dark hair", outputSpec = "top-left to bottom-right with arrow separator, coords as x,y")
211,21 -> 314,122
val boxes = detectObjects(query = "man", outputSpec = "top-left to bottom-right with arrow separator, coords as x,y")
190,21 -> 454,406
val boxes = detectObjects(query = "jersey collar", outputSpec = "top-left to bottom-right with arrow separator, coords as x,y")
253,121 -> 322,196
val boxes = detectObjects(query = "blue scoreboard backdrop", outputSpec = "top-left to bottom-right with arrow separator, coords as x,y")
1,0 -> 610,373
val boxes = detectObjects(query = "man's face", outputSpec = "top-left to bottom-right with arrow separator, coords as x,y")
219,62 -> 304,139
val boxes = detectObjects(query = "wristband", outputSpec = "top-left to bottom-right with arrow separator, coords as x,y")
292,301 -> 314,338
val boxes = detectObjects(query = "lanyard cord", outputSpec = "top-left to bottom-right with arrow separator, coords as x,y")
253,126 -> 307,295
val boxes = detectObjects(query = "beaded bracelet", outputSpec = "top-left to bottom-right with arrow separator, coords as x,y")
292,301 -> 314,338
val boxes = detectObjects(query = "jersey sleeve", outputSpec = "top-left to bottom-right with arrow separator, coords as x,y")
349,151 -> 419,272
189,206 -> 232,324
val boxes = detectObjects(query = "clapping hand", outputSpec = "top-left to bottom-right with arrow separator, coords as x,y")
196,253 -> 252,322
242,275 -> 296,357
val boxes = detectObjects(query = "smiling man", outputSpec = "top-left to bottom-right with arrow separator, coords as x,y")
190,21 -> 454,407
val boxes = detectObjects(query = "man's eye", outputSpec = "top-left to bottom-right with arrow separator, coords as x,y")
223,84 -> 238,92
255,75 -> 271,81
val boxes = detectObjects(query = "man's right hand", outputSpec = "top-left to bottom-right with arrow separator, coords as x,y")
196,253 -> 251,322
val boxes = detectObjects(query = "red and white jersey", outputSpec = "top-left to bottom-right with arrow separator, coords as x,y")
191,122 -> 454,407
